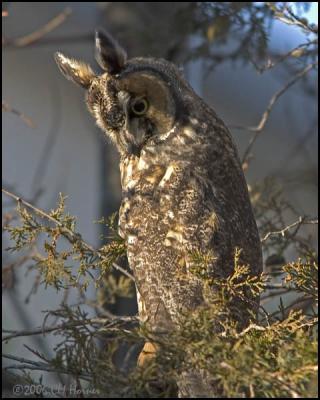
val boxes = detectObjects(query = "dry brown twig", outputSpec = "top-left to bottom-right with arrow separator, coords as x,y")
252,39 -> 318,73
273,5 -> 318,35
239,62 -> 318,168
261,216 -> 318,242
2,7 -> 72,47
2,250 -> 38,289
2,101 -> 36,128
260,294 -> 316,324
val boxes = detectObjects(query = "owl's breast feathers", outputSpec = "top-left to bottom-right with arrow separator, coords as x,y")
118,118 -> 262,332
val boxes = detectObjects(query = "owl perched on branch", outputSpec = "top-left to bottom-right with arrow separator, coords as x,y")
55,30 -> 262,397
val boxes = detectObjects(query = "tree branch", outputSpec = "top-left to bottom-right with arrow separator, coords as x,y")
2,315 -> 138,342
3,353 -> 91,381
2,8 -> 72,47
261,216 -> 318,242
2,101 -> 35,128
234,62 -> 318,168
2,188 -> 135,281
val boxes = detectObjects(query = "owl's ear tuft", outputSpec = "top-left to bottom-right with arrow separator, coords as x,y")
54,52 -> 95,89
95,30 -> 127,74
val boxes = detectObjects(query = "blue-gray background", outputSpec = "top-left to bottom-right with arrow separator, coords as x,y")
2,2 -> 318,386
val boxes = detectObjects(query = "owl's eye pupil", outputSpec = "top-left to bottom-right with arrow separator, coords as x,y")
131,98 -> 148,115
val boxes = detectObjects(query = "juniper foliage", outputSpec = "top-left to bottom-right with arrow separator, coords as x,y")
2,190 -> 318,398
2,2 -> 318,398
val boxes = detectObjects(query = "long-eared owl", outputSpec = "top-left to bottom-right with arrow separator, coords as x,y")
55,30 -> 262,397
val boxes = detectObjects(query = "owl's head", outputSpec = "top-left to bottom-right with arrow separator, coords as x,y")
55,30 -> 195,156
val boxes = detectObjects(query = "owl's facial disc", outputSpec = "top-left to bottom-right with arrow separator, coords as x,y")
86,72 -> 175,156
55,30 -> 177,156
116,90 -> 154,154
116,72 -> 176,150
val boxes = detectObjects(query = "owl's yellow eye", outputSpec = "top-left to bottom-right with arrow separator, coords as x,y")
131,98 -> 149,116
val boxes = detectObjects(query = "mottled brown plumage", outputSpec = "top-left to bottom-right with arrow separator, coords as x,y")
55,30 -> 262,397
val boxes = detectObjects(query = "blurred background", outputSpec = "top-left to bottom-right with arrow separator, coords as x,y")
2,1 -> 318,392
